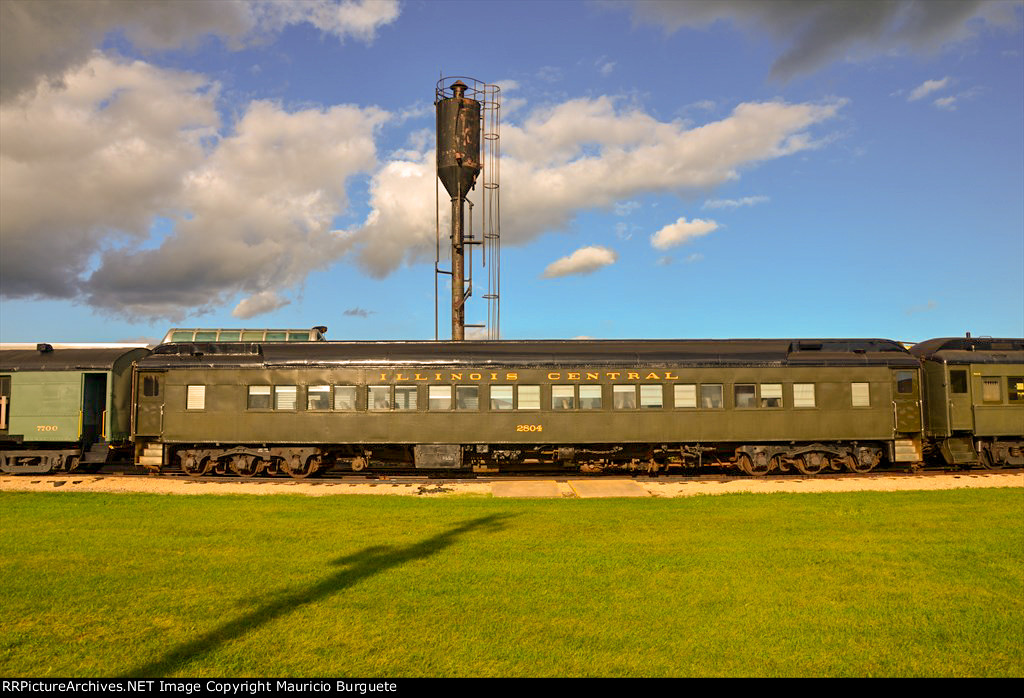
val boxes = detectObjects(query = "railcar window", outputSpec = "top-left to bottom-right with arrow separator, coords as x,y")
307,385 -> 331,410
518,385 -> 540,410
288,332 -> 310,341
218,331 -> 241,342
247,386 -> 271,409
640,385 -> 663,409
896,371 -> 914,394
394,386 -> 418,410
186,385 -> 206,410
195,331 -> 217,341
552,385 -> 576,410
241,331 -> 264,341
369,386 -> 391,410
579,385 -> 603,410
334,386 -> 357,411
142,376 -> 161,397
734,384 -> 756,409
1009,377 -> 1024,402
171,331 -> 194,342
793,383 -> 816,408
275,386 -> 297,410
490,385 -> 513,410
760,383 -> 782,408
851,382 -> 870,408
613,385 -> 636,409
700,384 -> 723,409
456,386 -> 479,410
429,385 -> 453,410
981,378 -> 1001,403
266,332 -> 287,342
950,370 -> 968,393
674,384 -> 697,408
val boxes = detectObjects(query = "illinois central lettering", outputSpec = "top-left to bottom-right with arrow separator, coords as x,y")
375,370 -> 678,382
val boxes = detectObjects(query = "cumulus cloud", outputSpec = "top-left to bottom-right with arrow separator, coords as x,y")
349,95 -> 843,276
625,0 -> 1016,79
0,0 -> 400,102
702,195 -> 770,209
908,77 -> 951,101
0,54 -> 388,319
0,55 -> 219,299
650,217 -> 719,250
541,246 -> 618,279
232,291 -> 291,319
85,98 -> 387,318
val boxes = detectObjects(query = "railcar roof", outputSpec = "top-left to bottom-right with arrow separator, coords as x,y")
909,337 -> 1024,365
139,338 -> 919,369
0,345 -> 149,371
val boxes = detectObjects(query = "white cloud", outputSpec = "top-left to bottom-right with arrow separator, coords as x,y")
650,217 -> 719,250
909,77 -> 951,101
934,96 -> 958,110
541,246 -> 618,279
702,195 -> 770,209
0,53 -> 388,319
0,0 -> 400,102
625,1 -> 1015,79
0,55 -> 219,299
232,291 -> 291,319
347,95 -> 842,277
685,253 -> 705,263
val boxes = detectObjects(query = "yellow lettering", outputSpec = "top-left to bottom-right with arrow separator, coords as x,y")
665,372 -> 678,380
586,372 -> 599,380
396,373 -> 407,381
645,372 -> 660,380
568,372 -> 580,380
469,373 -> 482,381
506,372 -> 518,381
490,372 -> 498,381
548,372 -> 561,380
450,373 -> 462,381
379,372 -> 387,381
414,373 -> 426,381
607,372 -> 620,380
435,373 -> 442,380
628,372 -> 640,380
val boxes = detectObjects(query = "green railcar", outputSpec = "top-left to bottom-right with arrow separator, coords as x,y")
0,343 -> 150,473
910,337 -> 1024,467
133,338 -> 923,477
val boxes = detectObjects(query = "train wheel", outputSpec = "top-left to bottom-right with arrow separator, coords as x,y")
180,454 -> 206,477
351,456 -> 368,472
229,455 -> 260,478
794,453 -> 826,475
738,453 -> 771,476
845,452 -> 876,474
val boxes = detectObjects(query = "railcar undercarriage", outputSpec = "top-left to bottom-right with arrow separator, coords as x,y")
130,438 -> 1013,479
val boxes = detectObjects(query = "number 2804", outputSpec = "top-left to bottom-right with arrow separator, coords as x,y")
515,424 -> 543,432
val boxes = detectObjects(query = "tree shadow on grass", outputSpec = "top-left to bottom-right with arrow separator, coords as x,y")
126,513 -> 513,677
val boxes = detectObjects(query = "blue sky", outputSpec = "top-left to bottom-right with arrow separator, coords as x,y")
1,0 -> 1021,345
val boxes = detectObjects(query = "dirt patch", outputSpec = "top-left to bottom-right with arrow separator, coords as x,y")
1,471 -> 1020,498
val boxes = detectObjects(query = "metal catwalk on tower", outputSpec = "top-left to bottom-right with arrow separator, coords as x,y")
434,76 -> 500,341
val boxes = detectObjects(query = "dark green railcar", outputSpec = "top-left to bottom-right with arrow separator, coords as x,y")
910,337 -> 1024,467
0,343 -> 150,473
133,338 -> 923,477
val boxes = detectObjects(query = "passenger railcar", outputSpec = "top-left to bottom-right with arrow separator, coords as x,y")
132,337 -> 925,477
911,337 -> 1024,467
0,343 -> 150,473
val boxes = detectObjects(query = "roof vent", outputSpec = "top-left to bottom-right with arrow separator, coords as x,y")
36,343 -> 53,353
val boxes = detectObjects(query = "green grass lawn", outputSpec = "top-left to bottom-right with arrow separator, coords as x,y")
1,488 -> 1022,677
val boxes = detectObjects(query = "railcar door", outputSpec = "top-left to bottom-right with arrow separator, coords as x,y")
135,371 -> 165,437
892,369 -> 922,433
81,373 -> 107,446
